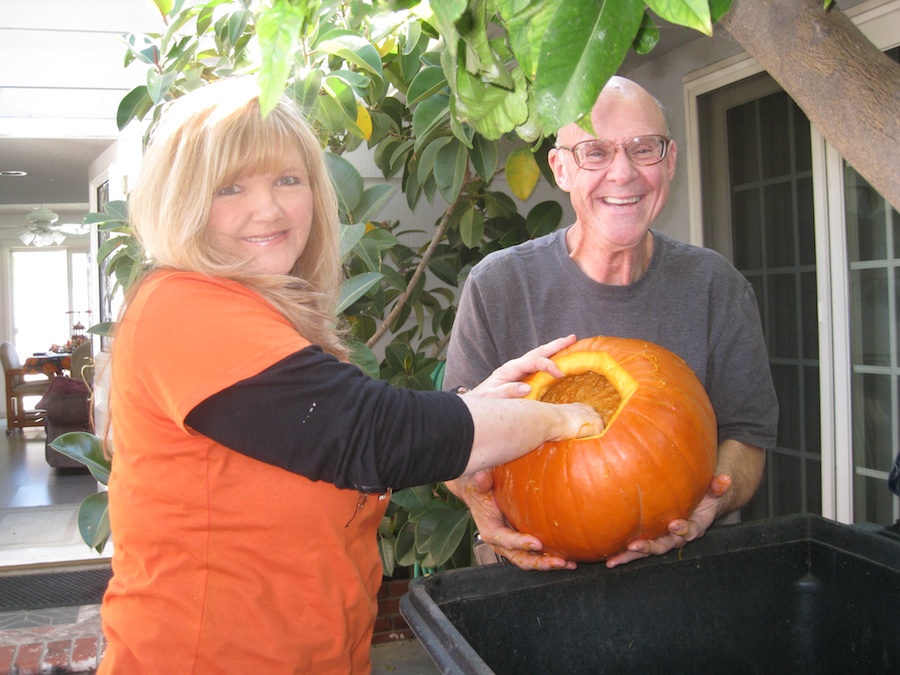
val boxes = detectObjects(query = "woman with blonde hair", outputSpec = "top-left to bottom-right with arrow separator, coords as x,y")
98,77 -> 601,674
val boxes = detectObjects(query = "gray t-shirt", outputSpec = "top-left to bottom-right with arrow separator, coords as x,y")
445,228 -> 778,449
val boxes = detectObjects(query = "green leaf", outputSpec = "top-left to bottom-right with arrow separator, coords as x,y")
394,520 -> 419,566
428,259 -> 459,287
497,0 -> 554,80
434,139 -> 468,204
526,200 -> 564,237
407,66 -> 448,106
257,1 -> 306,117
354,184 -> 396,226
645,0 -> 713,36
411,93 -> 451,150
458,204 -> 484,249
87,322 -> 116,338
390,485 -> 433,511
84,200 -> 128,226
455,3 -> 513,89
429,0 -> 468,39
116,85 -> 153,130
632,11 -> 660,55
316,35 -> 384,80
417,136 -> 452,185
338,272 -> 383,313
152,0 -> 174,17
289,68 -> 323,115
379,532 -> 396,577
146,70 -> 177,105
78,492 -> 111,554
449,57 -> 528,141
350,237 -> 381,273
347,339 -> 380,379
322,75 -> 359,121
710,0 -> 734,21
324,152 -> 363,214
423,508 -> 471,568
468,135 -> 498,181
413,502 -> 453,552
50,432 -> 110,484
505,146 -> 540,201
534,0 -> 644,133
340,223 -> 367,260
316,93 -> 350,134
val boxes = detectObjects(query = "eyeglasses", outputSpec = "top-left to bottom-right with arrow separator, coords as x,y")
556,135 -> 671,171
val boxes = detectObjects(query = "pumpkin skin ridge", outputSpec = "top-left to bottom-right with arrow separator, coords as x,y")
624,395 -> 712,519
563,439 -> 612,559
625,357 -> 716,528
492,336 -> 717,562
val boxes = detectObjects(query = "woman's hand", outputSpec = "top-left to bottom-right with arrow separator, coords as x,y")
468,335 -> 577,399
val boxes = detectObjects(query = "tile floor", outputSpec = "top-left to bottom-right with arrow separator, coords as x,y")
0,428 -> 97,511
0,427 -> 108,569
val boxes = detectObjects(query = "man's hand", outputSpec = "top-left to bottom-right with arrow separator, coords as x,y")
604,473 -> 733,568
446,470 -> 577,571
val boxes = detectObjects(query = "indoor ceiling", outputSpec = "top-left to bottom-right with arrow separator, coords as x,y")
0,137 -> 114,220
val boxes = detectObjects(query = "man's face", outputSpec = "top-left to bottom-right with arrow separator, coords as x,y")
549,84 -> 677,251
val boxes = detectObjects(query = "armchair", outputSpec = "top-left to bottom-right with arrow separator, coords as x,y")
1,341 -> 51,434
39,341 -> 94,469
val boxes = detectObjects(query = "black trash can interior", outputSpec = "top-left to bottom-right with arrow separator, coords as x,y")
401,514 -> 899,675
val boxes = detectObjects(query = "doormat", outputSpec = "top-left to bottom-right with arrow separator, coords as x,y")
0,505 -> 80,548
0,566 -> 112,612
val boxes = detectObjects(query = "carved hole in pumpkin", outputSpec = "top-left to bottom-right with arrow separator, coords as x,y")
537,371 -> 622,427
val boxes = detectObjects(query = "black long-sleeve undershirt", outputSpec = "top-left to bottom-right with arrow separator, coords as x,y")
185,345 -> 473,492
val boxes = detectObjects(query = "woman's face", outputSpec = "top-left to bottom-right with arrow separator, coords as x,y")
207,165 -> 314,276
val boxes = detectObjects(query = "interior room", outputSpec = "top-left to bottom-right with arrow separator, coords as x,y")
0,1 -> 160,569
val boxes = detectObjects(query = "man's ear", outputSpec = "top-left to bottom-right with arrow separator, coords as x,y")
548,149 -> 572,192
665,139 -> 678,180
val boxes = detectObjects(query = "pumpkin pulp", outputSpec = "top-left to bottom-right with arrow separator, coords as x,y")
526,352 -> 639,432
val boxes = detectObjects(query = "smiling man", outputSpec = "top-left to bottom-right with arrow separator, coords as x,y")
443,76 -> 779,572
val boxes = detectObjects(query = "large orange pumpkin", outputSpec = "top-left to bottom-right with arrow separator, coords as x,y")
491,335 -> 717,562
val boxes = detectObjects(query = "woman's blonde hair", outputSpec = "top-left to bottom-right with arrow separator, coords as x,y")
128,76 -> 347,358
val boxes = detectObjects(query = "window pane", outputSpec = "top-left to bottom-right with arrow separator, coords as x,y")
759,92 -> 792,179
800,271 -> 818,360
772,363 -> 800,450
854,474 -> 895,525
768,273 -> 798,358
11,250 -> 69,356
852,372 -> 893,472
726,104 -> 759,184
772,453 -> 802,514
846,169 -> 888,262
805,365 -> 821,454
805,457 -> 822,513
798,177 -> 815,265
731,188 -> 762,270
764,182 -> 796,268
850,268 -> 890,367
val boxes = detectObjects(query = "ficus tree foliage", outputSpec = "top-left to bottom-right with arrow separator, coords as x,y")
73,0 -> 744,575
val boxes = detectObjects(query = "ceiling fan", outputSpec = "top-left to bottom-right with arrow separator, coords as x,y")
19,207 -> 90,246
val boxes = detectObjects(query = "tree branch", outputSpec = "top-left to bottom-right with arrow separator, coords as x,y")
365,193 -> 460,348
721,0 -> 900,211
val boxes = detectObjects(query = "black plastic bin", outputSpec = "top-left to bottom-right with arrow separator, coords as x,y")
400,514 -> 900,674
